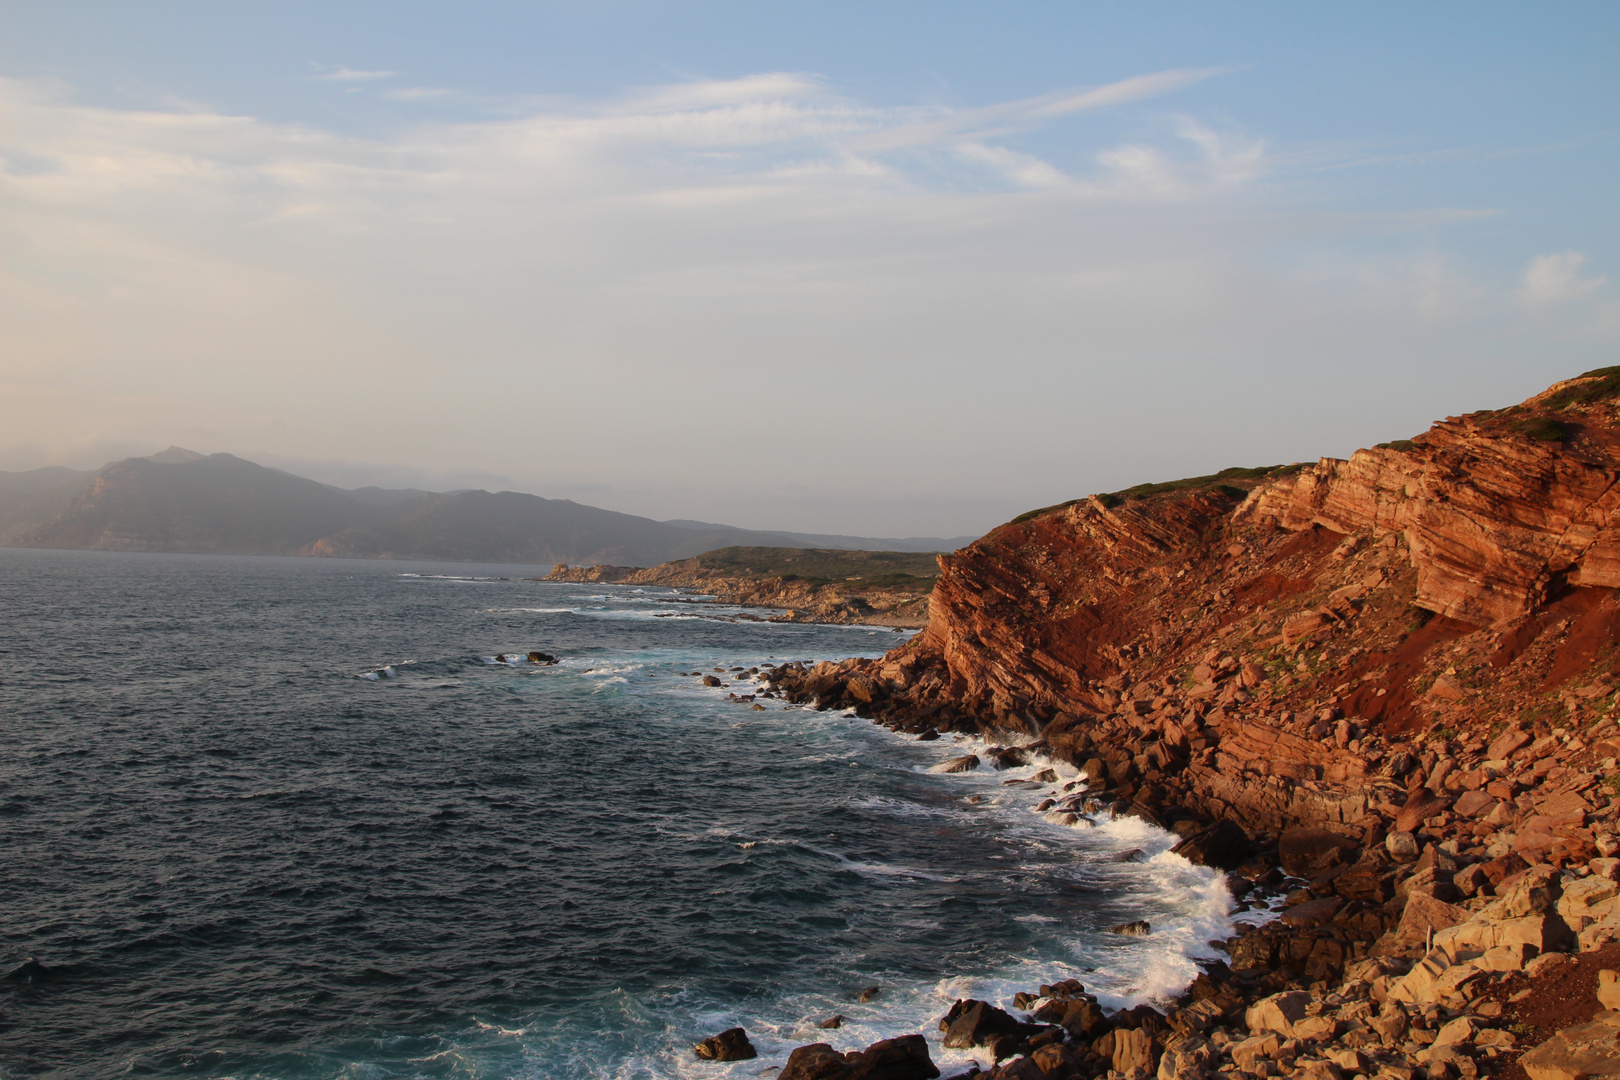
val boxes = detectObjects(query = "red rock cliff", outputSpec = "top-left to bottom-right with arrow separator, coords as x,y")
770,371 -> 1620,842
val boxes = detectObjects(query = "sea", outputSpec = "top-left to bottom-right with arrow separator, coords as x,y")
0,549 -> 1235,1080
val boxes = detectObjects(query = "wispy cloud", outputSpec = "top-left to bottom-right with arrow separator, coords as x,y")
1,68 -> 1592,535
850,67 -> 1229,152
313,66 -> 397,82
381,86 -> 461,101
1520,251 -> 1607,310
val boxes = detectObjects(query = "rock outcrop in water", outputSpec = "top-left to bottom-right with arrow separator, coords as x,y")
758,369 -> 1620,1080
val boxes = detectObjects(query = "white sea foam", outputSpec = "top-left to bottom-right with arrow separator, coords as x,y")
375,614 -> 1229,1079
794,840 -> 961,883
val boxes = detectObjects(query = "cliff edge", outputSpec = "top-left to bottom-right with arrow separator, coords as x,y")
772,369 -> 1620,843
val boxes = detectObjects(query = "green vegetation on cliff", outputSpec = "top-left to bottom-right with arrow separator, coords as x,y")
1010,463 -> 1307,525
685,546 -> 941,589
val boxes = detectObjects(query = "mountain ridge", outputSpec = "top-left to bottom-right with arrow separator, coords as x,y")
1,449 -> 971,564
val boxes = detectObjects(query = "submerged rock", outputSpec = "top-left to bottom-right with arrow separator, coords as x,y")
1110,920 -> 1152,937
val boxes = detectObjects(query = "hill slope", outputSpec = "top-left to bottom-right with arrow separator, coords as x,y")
2,450 -> 968,564
0,466 -> 93,544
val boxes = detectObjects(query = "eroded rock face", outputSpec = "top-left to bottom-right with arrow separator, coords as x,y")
766,374 -> 1620,834
1244,381 -> 1620,626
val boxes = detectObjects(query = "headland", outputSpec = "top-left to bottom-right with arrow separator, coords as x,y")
699,369 -> 1620,1080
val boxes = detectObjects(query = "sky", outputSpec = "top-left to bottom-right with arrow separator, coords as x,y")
2,2 -> 1617,537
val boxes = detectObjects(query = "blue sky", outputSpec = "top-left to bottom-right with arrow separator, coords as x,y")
2,2 -> 1616,535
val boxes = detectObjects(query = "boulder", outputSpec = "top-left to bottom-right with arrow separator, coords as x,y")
1230,1033 -> 1282,1070
694,1027 -> 757,1061
929,755 -> 980,774
1434,1016 -> 1480,1047
1033,995 -> 1110,1039
1382,893 -> 1469,954
1157,1034 -> 1214,1080
1170,820 -> 1253,870
1279,896 -> 1344,929
1113,1026 -> 1160,1075
778,1035 -> 940,1080
1292,1015 -> 1342,1042
846,1035 -> 940,1080
1395,788 -> 1454,832
1385,831 -> 1421,861
1479,943 -> 1535,971
1279,827 -> 1360,877
1294,1062 -> 1343,1080
1488,727 -> 1532,761
779,1044 -> 850,1080
1388,954 -> 1486,1005
1245,991 -> 1310,1037
1111,920 -> 1152,937
1602,970 -> 1620,1012
1521,1017 -> 1620,1080
940,999 -> 1022,1050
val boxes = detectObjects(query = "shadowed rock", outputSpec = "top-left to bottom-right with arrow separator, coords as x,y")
693,1027 -> 756,1061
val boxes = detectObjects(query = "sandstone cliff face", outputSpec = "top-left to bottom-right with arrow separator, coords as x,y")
769,373 -> 1620,837
1247,380 -> 1620,626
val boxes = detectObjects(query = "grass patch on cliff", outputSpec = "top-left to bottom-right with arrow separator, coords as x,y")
1111,464 -> 1304,503
1009,498 -> 1085,525
688,547 -> 939,589
1511,416 -> 1569,442
1007,463 -> 1308,524
1543,366 -> 1620,410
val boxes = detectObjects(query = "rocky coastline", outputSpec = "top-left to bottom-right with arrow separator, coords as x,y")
541,548 -> 936,627
686,370 -> 1620,1080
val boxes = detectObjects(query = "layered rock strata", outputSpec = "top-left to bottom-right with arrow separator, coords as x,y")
771,372 -> 1620,835
741,371 -> 1620,1079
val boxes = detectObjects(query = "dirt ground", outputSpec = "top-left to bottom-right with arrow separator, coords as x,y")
1475,943 -> 1620,1080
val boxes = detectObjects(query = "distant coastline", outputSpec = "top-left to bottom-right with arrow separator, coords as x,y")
541,546 -> 936,628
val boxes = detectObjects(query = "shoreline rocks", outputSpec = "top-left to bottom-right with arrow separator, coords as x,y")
704,374 -> 1620,1079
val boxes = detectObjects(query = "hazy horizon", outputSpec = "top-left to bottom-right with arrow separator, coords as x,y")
3,3 -> 1616,536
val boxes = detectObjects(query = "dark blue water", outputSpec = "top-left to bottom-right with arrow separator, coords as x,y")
0,550 -> 1230,1080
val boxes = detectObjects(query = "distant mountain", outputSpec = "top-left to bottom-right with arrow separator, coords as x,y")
0,466 -> 93,544
1,449 -> 967,565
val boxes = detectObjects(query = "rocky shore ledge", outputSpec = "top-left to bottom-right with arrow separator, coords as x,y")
697,370 -> 1620,1080
541,546 -> 937,627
